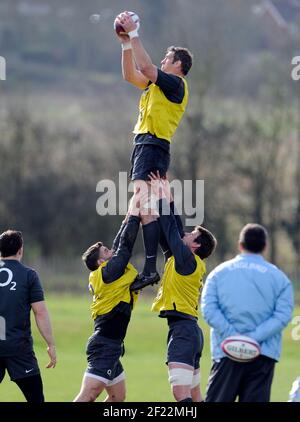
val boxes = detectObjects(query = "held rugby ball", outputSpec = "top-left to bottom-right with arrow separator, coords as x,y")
114,12 -> 140,36
221,335 -> 261,363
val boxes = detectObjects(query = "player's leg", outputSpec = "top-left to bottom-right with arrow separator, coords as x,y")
190,369 -> 204,402
139,144 -> 170,281
167,320 -> 206,402
238,356 -> 275,402
168,362 -> 194,402
73,373 -> 106,402
74,333 -> 124,402
130,142 -> 169,287
205,358 -> 242,402
6,351 -> 44,402
191,328 -> 204,402
14,374 -> 44,403
167,321 -> 199,402
104,379 -> 126,402
103,362 -> 126,402
137,179 -> 160,282
130,182 -> 160,291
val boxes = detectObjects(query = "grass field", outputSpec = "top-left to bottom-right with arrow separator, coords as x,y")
0,294 -> 299,402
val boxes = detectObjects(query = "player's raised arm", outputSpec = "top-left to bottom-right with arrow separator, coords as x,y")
117,11 -> 158,83
115,14 -> 149,89
101,191 -> 142,283
148,175 -> 195,274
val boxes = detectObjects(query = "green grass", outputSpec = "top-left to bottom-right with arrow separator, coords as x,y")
0,295 -> 299,402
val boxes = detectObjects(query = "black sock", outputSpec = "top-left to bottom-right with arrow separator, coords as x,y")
142,220 -> 159,275
179,397 -> 193,402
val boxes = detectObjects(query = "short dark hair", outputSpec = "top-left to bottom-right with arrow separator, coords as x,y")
194,226 -> 217,259
239,224 -> 268,254
82,242 -> 102,271
167,46 -> 193,76
0,230 -> 23,258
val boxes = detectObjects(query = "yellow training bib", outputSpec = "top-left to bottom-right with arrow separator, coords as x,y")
133,77 -> 189,142
152,255 -> 206,318
89,261 -> 138,320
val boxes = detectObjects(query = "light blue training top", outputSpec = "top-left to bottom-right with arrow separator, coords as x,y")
201,253 -> 294,361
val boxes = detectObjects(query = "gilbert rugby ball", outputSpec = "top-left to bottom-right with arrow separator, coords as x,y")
221,335 -> 260,363
114,12 -> 140,36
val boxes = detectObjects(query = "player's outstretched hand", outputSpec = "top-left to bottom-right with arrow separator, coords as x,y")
149,171 -> 171,202
119,11 -> 138,33
149,172 -> 165,200
46,344 -> 57,368
114,13 -> 130,43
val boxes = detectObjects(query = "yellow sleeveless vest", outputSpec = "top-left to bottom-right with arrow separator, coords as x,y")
151,255 -> 206,318
133,77 -> 189,142
89,261 -> 138,320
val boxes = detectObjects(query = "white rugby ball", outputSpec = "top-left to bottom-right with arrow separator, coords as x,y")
114,12 -> 140,36
221,335 -> 260,362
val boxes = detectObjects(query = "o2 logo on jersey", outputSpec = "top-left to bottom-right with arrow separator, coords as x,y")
0,268 -> 16,290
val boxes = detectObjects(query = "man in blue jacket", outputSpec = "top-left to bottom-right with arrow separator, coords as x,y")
201,223 -> 294,402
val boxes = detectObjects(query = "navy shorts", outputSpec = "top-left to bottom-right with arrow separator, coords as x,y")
130,143 -> 170,181
205,356 -> 276,402
0,350 -> 40,382
166,320 -> 204,369
85,332 -> 125,384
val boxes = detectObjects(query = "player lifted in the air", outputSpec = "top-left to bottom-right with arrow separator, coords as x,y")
115,11 -> 193,290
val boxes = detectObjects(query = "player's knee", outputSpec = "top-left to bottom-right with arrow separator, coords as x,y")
172,385 -> 192,402
168,367 -> 193,401
168,367 -> 193,387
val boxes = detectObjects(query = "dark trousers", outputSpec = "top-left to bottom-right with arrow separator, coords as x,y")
205,356 -> 276,402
